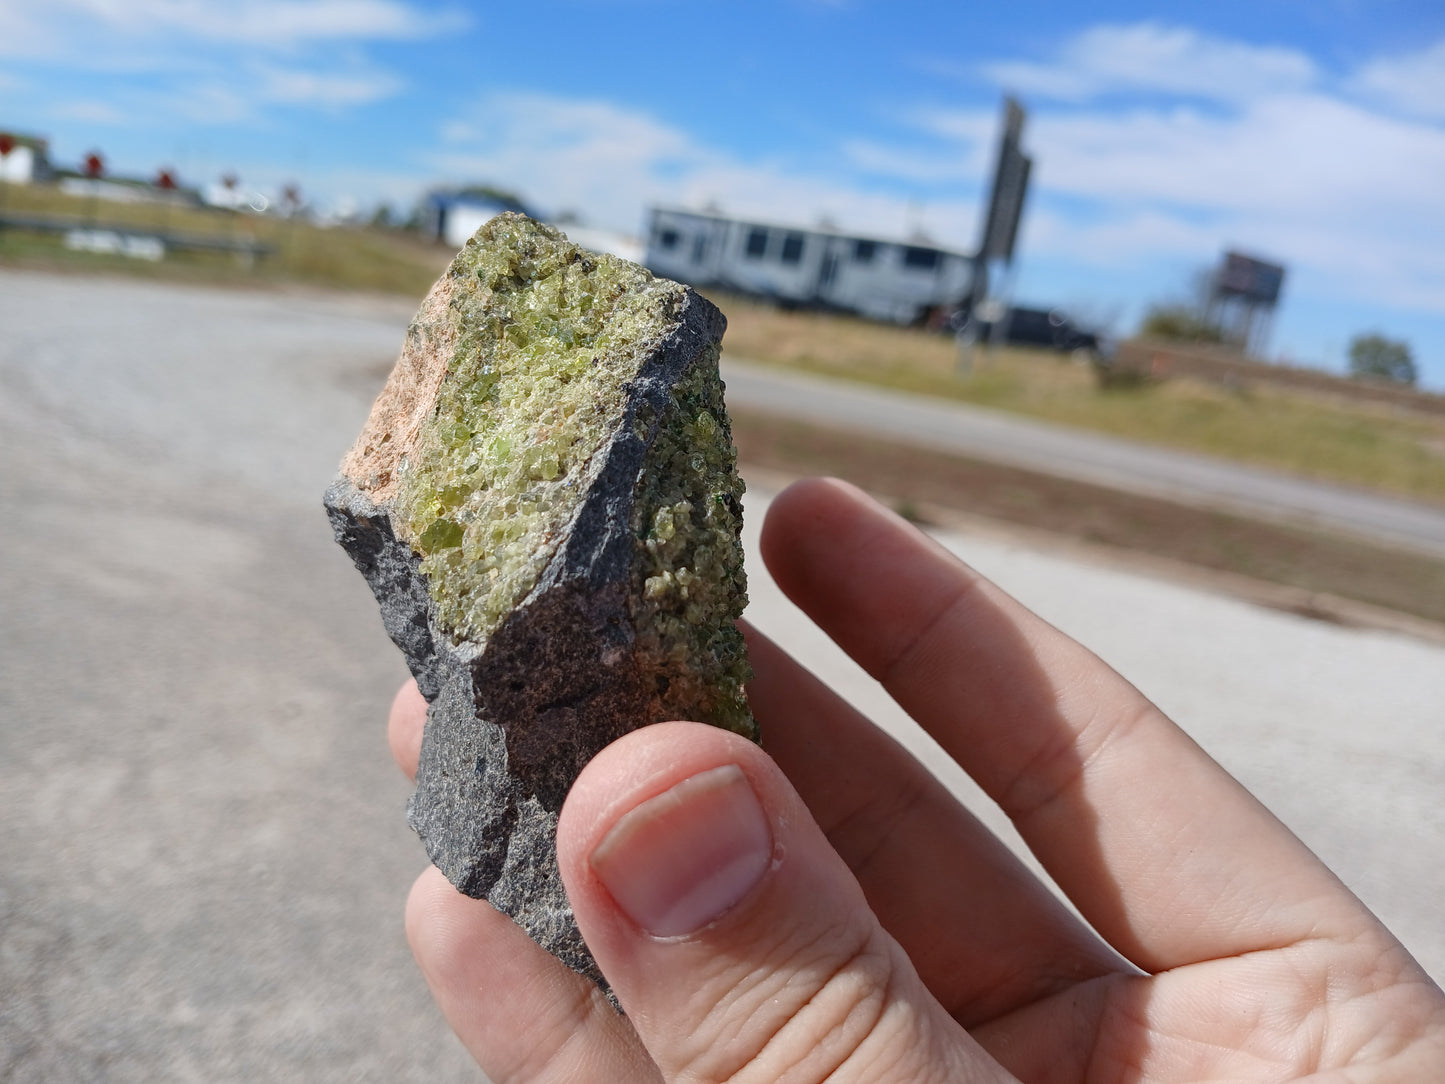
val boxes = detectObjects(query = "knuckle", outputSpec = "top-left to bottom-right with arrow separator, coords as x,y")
997,692 -> 1155,825
669,927 -> 918,1084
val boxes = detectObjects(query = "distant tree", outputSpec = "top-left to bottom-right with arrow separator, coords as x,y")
1348,332 -> 1416,385
402,200 -> 429,233
1138,264 -> 1228,344
369,203 -> 398,229
1139,303 -> 1224,344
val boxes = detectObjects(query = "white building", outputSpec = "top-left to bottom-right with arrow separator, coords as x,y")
643,206 -> 976,325
425,189 -> 535,249
563,224 -> 644,265
0,134 -> 51,185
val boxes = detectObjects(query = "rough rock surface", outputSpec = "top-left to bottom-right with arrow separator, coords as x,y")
324,214 -> 754,990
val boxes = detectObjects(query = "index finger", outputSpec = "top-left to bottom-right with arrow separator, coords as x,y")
389,678 -> 426,782
761,478 -> 1374,973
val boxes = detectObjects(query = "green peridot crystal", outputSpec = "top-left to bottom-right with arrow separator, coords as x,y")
392,213 -> 752,735
396,218 -> 673,642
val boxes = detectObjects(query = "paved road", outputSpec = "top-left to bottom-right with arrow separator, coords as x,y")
1,270 -> 1441,1081
722,359 -> 1445,558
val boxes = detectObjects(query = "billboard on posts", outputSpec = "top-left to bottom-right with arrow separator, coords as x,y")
1216,251 -> 1286,304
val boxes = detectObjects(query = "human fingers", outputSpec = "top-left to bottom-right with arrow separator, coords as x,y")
406,866 -> 661,1084
388,678 -> 425,782
761,478 -> 1372,974
743,623 -> 1123,1024
556,721 -> 1014,1083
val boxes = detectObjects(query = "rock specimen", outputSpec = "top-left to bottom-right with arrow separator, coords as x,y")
324,213 -> 754,990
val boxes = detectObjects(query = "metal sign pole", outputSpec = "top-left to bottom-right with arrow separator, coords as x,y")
960,96 -> 1032,372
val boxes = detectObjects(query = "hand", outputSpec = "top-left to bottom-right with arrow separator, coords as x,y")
389,477 -> 1445,1082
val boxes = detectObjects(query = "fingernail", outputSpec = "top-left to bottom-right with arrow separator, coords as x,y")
589,764 -> 773,937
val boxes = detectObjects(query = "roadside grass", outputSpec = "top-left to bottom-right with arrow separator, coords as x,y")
0,182 -> 448,297
730,409 -> 1445,629
713,291 -> 1445,506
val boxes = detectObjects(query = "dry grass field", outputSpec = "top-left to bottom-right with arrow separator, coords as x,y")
0,181 -> 449,296
714,292 -> 1445,506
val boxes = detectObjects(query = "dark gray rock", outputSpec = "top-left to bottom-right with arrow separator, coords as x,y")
324,216 -> 754,993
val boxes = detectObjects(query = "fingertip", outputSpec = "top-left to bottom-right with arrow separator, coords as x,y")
771,475 -> 864,507
403,864 -> 450,957
760,476 -> 858,544
760,477 -> 894,577
388,679 -> 426,782
405,866 -> 488,988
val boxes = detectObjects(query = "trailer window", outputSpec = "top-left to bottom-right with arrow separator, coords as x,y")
656,227 -> 679,250
780,233 -> 805,264
744,227 -> 768,258
692,234 -> 708,263
853,240 -> 877,263
903,246 -> 940,270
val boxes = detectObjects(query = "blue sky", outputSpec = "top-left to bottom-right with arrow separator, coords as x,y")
3,1 -> 1445,387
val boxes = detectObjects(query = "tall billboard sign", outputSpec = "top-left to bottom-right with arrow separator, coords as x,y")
1206,250 -> 1287,355
1215,251 -> 1285,304
979,96 -> 1032,264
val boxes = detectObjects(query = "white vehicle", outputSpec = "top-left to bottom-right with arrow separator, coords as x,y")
644,206 -> 975,325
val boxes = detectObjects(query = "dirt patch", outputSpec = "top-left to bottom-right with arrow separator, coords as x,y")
730,409 -> 1445,631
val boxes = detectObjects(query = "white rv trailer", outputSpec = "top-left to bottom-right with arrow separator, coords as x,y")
643,206 -> 976,325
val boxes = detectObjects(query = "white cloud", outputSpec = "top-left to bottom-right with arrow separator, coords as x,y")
428,93 -> 705,229
841,138 -> 981,183
25,62 -> 405,131
1351,38 -> 1445,122
1022,206 -> 1216,266
1,0 -> 462,53
984,22 -> 1317,104
1018,94 -> 1445,218
429,92 -> 977,243
674,162 -> 977,244
1025,98 -> 1443,311
0,3 -> 56,57
49,100 -> 133,125
841,108 -> 996,184
0,0 -> 440,128
256,66 -> 404,107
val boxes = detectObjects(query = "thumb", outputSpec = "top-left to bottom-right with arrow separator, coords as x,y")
557,721 -> 1011,1083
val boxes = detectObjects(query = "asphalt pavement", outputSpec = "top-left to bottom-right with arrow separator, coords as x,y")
1,270 -> 1441,1081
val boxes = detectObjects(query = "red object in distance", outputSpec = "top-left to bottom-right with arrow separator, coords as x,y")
84,152 -> 104,178
0,135 -> 15,157
156,169 -> 177,190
